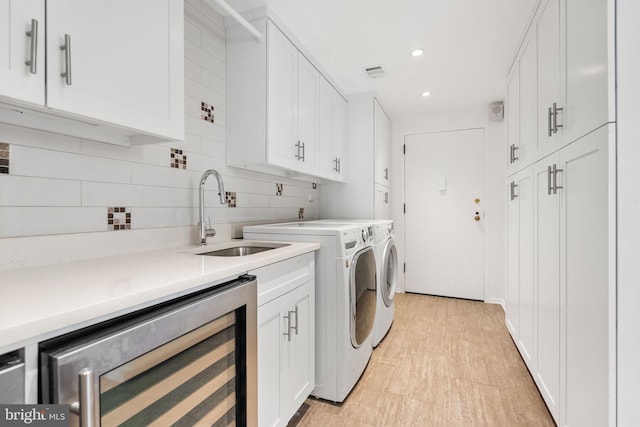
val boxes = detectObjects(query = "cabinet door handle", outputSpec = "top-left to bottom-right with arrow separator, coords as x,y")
337,158 -> 341,173
548,106 -> 553,137
552,103 -> 564,134
25,19 -> 38,74
384,192 -> 389,204
283,312 -> 292,342
512,145 -> 519,161
333,157 -> 339,172
509,144 -> 513,164
384,167 -> 389,180
60,34 -> 72,85
509,181 -> 519,201
547,165 -> 553,195
70,368 -> 97,427
290,306 -> 299,336
300,142 -> 305,162
552,163 -> 563,194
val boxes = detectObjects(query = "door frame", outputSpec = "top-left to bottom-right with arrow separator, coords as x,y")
402,127 -> 491,302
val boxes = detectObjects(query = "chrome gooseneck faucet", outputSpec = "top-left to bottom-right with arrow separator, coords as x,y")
198,169 -> 226,246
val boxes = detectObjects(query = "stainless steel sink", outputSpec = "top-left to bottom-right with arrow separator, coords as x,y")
194,242 -> 290,257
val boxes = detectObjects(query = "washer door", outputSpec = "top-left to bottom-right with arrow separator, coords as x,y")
381,237 -> 398,307
350,246 -> 377,348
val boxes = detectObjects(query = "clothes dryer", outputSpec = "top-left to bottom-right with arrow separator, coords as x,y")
243,221 -> 376,402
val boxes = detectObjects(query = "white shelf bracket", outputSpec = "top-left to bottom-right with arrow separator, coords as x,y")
206,0 -> 264,42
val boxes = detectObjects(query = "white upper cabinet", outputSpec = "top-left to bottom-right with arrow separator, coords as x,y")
374,99 -> 391,186
0,0 -> 184,146
536,0 -> 563,157
226,14 -> 347,183
564,0 -> 615,144
0,0 -> 45,106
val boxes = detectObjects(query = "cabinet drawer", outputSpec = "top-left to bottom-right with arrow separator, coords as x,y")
250,252 -> 315,306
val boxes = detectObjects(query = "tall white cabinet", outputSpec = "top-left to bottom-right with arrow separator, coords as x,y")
504,0 -> 615,425
0,0 -> 184,146
321,95 -> 392,219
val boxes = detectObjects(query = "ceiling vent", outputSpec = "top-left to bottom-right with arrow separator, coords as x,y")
363,65 -> 388,79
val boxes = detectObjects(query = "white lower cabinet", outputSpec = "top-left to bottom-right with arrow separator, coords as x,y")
251,253 -> 315,427
507,124 -> 612,426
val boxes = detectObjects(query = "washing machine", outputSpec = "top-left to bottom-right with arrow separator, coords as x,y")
243,221 -> 377,402
315,220 -> 398,347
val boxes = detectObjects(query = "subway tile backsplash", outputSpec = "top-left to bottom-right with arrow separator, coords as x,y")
0,2 -> 320,239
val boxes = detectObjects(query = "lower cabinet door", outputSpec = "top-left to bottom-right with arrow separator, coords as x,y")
258,280 -> 315,427
559,124 -> 611,427
280,281 -> 314,423
258,295 -> 284,427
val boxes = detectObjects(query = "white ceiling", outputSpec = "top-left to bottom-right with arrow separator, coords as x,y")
210,0 -> 538,119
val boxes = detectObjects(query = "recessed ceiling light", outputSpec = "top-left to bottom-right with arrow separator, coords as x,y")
421,91 -> 431,97
411,48 -> 425,57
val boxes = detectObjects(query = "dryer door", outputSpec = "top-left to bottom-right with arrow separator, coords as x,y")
381,237 -> 398,307
349,247 -> 377,348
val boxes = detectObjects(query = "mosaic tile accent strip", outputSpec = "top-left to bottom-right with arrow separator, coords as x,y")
298,208 -> 305,219
108,207 -> 131,231
225,191 -> 237,208
170,148 -> 187,169
276,183 -> 283,196
312,183 -> 317,190
201,101 -> 215,124
0,143 -> 9,174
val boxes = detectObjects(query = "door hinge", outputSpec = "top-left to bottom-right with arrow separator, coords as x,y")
403,203 -> 406,214
403,262 -> 406,273
403,144 -> 406,154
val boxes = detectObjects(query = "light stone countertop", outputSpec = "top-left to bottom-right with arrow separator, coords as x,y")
0,240 -> 320,354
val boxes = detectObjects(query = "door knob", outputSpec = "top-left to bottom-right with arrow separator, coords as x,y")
474,212 -> 481,221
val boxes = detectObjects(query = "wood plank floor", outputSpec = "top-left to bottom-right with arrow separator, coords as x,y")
297,293 -> 555,426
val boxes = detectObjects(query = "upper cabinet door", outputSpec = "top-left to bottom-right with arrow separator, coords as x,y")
506,62 -> 520,173
536,0 -> 562,157
564,0 -> 614,144
374,99 -> 391,186
297,53 -> 318,169
0,0 -> 45,106
518,32 -> 537,169
45,0 -> 183,140
331,89 -> 347,180
267,20 -> 299,170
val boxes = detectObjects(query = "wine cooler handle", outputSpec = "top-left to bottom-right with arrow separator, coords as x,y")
70,368 -> 97,427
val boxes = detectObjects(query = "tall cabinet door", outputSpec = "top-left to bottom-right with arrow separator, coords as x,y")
536,0 -> 563,157
533,153 -> 561,422
559,125 -> 610,427
266,20 -> 299,170
374,99 -> 391,186
0,0 -> 45,105
45,0 -> 183,139
506,63 -> 520,172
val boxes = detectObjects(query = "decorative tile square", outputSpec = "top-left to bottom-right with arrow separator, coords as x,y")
170,148 -> 187,169
298,208 -> 305,219
107,207 -> 131,231
201,101 -> 215,124
312,182 -> 317,190
225,191 -> 237,208
0,143 -> 9,174
276,183 -> 283,196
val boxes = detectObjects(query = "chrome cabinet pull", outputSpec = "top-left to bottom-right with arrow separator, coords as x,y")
548,107 -> 553,137
70,369 -> 96,427
295,141 -> 305,161
60,34 -> 72,85
552,103 -> 564,134
25,19 -> 38,74
547,165 -> 553,195
512,145 -> 519,162
283,312 -> 292,342
337,158 -> 341,173
384,192 -> 389,204
552,164 -> 563,194
300,141 -> 305,161
333,157 -> 340,172
290,306 -> 299,336
509,181 -> 519,201
509,144 -> 519,164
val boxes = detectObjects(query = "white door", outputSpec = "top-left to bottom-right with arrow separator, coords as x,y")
404,129 -> 485,300
0,0 -> 45,105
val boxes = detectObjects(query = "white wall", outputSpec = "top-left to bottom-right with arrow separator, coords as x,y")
0,0 -> 320,241
615,0 -> 640,422
390,107 -> 507,305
